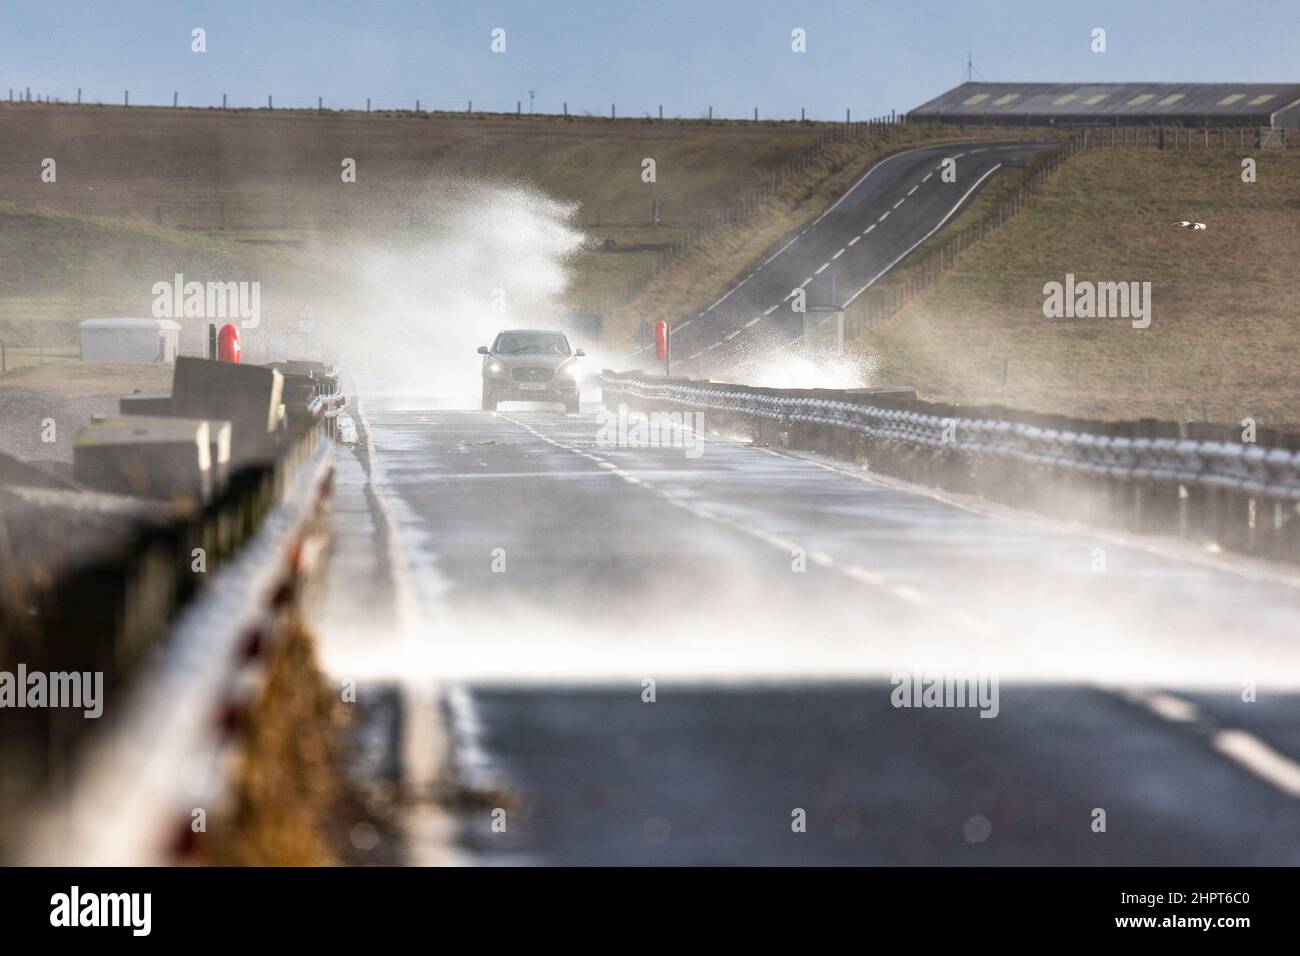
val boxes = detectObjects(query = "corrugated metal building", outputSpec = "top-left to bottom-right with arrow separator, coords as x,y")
908,82 -> 1300,128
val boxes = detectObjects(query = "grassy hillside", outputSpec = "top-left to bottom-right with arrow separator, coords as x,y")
0,104 -> 838,344
0,105 -> 1048,354
852,146 -> 1300,425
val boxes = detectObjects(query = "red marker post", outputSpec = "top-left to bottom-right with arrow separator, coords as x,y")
654,319 -> 669,376
216,323 -> 241,364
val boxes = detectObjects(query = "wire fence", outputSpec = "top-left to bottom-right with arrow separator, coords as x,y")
4,84 -> 900,122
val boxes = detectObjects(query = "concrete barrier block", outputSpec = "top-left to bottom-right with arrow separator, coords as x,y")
74,416 -> 212,502
119,389 -> 175,416
171,357 -> 283,462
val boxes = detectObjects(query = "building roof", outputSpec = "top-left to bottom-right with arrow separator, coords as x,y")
909,82 -> 1300,122
79,317 -> 183,331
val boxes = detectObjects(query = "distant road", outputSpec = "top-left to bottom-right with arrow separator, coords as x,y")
625,139 -> 1058,377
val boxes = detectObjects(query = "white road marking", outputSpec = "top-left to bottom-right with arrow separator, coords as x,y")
863,223 -> 877,235
892,198 -> 905,209
725,329 -> 743,340
831,247 -> 846,260
921,172 -> 933,183
847,236 -> 860,247
878,211 -> 890,221
907,184 -> 919,196
814,262 -> 830,275
744,316 -> 762,327
1213,731 -> 1300,797
502,414 -> 966,620
1124,687 -> 1300,799
763,304 -> 779,315
1139,692 -> 1200,723
681,143 -> 954,325
799,276 -> 813,288
842,162 -> 1003,309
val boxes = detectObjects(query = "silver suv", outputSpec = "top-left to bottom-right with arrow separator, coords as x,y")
479,329 -> 584,413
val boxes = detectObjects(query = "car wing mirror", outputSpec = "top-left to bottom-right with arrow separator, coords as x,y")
574,348 -> 586,357
477,346 -> 490,354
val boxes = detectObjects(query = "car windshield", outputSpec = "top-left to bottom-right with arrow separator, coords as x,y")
493,331 -> 570,356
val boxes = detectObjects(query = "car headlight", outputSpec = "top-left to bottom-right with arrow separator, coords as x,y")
487,361 -> 503,375
562,362 -> 581,378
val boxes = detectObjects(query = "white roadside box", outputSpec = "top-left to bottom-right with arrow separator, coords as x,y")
79,317 -> 182,364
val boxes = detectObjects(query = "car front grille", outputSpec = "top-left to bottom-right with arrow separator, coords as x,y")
511,366 -> 553,383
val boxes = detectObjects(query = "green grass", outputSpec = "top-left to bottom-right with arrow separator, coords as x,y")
852,146 -> 1300,424
0,105 -> 834,345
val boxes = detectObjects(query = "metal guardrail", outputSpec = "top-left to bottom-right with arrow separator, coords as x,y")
2,363 -> 346,864
601,370 -> 1300,561
15,429 -> 335,865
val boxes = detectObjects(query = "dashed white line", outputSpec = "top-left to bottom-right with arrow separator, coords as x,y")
724,328 -> 743,340
831,247 -> 846,260
814,262 -> 830,275
1125,688 -> 1300,799
799,276 -> 813,288
842,162 -> 1002,309
863,223 -> 877,235
744,316 -> 761,327
878,211 -> 890,221
892,198 -> 905,209
921,172 -> 933,183
847,235 -> 861,247
1214,731 -> 1300,797
762,304 -> 779,315
907,184 -> 919,196
505,416 -> 971,622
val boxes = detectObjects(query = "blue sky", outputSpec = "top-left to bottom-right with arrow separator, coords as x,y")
3,0 -> 1297,118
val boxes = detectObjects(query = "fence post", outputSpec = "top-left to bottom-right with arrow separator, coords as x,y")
124,89 -> 129,106
173,91 -> 178,108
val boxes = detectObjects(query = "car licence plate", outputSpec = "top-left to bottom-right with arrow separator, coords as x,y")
517,382 -> 548,391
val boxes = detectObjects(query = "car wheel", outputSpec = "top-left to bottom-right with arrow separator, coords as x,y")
481,384 -> 497,412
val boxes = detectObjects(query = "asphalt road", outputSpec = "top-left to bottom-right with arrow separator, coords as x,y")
624,139 -> 1058,378
320,400 -> 1300,865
